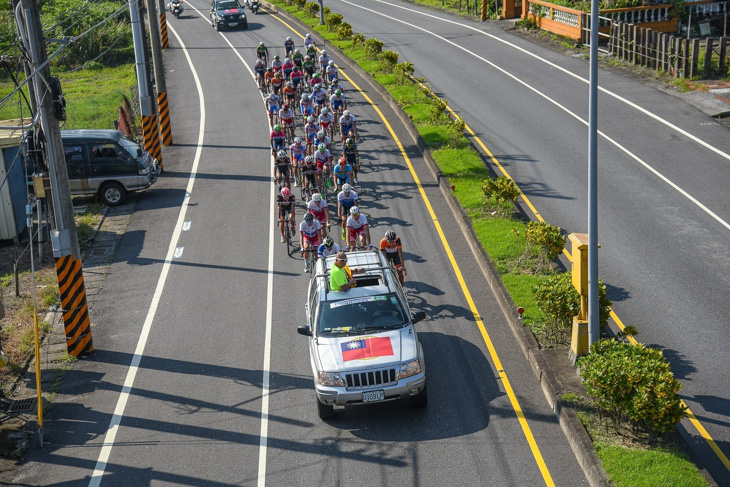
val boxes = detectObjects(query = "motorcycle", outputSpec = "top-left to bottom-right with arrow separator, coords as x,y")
169,0 -> 183,18
250,0 -> 259,14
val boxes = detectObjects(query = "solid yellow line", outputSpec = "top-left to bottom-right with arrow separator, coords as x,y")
270,13 -> 555,485
413,81 -> 730,474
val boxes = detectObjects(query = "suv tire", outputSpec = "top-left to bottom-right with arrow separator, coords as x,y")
409,384 -> 428,408
317,398 -> 335,420
99,182 -> 127,206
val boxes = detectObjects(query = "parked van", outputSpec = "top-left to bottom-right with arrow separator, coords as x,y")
30,130 -> 158,206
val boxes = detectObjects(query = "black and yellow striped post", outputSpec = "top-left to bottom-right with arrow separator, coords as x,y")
160,12 -> 169,49
142,114 -> 163,170
481,0 -> 488,21
158,91 -> 172,146
55,256 -> 94,357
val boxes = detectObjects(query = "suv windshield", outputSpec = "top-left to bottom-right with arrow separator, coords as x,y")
118,137 -> 140,159
217,0 -> 239,9
317,294 -> 407,336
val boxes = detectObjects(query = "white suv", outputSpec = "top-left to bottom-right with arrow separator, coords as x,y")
297,249 -> 428,419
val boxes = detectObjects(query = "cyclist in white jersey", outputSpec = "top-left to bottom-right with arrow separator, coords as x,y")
346,206 -> 370,249
337,183 -> 358,240
307,192 -> 330,238
318,236 -> 340,259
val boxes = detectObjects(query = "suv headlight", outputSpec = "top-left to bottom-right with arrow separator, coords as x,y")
398,359 -> 421,379
319,371 -> 346,387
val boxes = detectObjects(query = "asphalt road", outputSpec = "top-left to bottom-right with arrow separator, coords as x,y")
9,3 -> 590,487
320,0 -> 730,483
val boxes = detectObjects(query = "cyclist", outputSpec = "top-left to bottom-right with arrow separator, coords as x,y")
273,149 -> 291,189
291,48 -> 304,69
304,33 -> 316,51
289,137 -> 306,186
314,143 -> 332,190
254,59 -> 266,92
304,115 -> 318,155
256,41 -> 269,65
312,84 -> 328,114
330,89 -> 347,118
299,213 -> 323,272
332,156 -> 352,192
263,67 -> 275,92
282,57 -> 294,80
302,55 -> 316,85
309,73 -> 324,93
270,71 -> 284,96
282,82 -> 298,112
318,50 -> 332,78
328,78 -> 343,97
277,187 -> 296,243
279,104 -> 295,141
317,235 -> 340,259
319,107 -> 335,139
270,123 -> 286,154
313,129 -> 331,153
336,183 -> 358,240
307,192 -> 330,238
271,54 -> 283,73
266,93 -> 280,127
301,93 -> 315,122
325,60 -> 338,84
339,110 -> 357,141
305,40 -> 317,60
284,36 -> 295,57
342,137 -> 360,184
301,155 -> 318,199
380,230 -> 405,284
290,66 -> 304,94
346,206 -> 370,250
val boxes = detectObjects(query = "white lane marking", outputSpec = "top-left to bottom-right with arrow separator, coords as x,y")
339,0 -> 730,232
88,24 -> 207,486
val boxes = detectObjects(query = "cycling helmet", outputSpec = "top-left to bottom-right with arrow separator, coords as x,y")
312,193 -> 322,203
343,110 -> 350,117
321,107 -> 329,115
295,48 -> 300,54
346,138 -> 354,146
274,124 -> 281,131
328,60 -> 335,66
385,230 -> 396,242
274,55 -> 280,60
307,116 -> 315,123
294,137 -> 302,144
305,155 -> 314,164
318,143 -> 326,152
342,183 -> 351,193
305,33 -> 312,38
256,59 -> 263,65
266,67 -> 273,72
277,150 -> 286,158
285,58 -> 291,63
259,42 -> 265,47
281,187 -> 291,197
322,50 -> 327,55
349,206 -> 359,215
304,55 -> 311,61
301,93 -> 308,101
317,130 -> 325,138
304,213 -> 314,223
286,36 -> 292,41
286,81 -> 293,87
314,83 -> 322,90
324,236 -> 334,248
335,89 -> 342,96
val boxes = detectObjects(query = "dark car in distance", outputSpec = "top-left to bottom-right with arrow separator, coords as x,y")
210,0 -> 247,31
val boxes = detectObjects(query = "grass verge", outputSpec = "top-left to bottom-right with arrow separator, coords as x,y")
267,2 -> 710,485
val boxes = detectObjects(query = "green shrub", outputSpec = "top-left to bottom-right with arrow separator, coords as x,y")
446,116 -> 465,148
524,221 -> 565,271
533,272 -> 612,332
352,33 -> 366,46
428,95 -> 448,124
323,6 -> 331,15
364,38 -> 384,60
305,1 -> 319,16
480,176 -> 520,215
579,339 -> 687,437
379,50 -> 399,73
394,61 -> 414,85
325,13 -> 343,31
337,23 -> 353,40
294,0 -> 306,8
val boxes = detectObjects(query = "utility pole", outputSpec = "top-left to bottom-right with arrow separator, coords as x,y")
19,0 -> 79,260
146,0 -> 173,146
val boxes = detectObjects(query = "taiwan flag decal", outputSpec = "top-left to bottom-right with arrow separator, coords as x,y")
341,337 -> 394,362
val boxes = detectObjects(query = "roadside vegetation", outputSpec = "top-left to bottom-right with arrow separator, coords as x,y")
271,0 -> 709,484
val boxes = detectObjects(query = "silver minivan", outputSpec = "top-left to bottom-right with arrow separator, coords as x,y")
59,129 -> 158,206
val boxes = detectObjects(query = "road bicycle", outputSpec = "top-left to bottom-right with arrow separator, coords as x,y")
301,247 -> 316,273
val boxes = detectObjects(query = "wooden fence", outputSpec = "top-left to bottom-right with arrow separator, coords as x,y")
608,21 -> 729,77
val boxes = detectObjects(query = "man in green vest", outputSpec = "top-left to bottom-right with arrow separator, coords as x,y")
330,251 -> 364,291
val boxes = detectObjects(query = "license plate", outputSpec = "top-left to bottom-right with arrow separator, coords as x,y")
362,390 -> 384,403
228,22 -> 238,26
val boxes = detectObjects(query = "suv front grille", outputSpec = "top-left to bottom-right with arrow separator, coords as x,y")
345,368 -> 398,389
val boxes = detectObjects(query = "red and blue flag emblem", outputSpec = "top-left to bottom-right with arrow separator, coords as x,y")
341,337 -> 393,362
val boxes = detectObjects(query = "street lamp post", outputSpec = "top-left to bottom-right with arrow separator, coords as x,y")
587,0 -> 600,347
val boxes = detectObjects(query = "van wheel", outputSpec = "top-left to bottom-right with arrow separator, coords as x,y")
99,182 -> 126,206
409,384 -> 428,408
317,398 -> 335,420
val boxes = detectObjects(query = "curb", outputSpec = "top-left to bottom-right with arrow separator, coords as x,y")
264,4 -> 610,485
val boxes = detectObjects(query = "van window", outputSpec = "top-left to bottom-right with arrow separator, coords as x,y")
90,142 -> 136,177
64,145 -> 87,177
